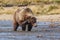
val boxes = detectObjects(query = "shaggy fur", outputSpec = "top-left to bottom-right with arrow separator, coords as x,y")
13,8 -> 37,31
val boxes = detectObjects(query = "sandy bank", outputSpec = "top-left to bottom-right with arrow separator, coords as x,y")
0,14 -> 60,22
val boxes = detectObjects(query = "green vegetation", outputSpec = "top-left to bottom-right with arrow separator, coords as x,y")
0,0 -> 60,6
0,5 -> 60,15
0,0 -> 60,15
0,6 -> 4,10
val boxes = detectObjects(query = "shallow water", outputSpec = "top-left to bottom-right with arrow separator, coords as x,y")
0,20 -> 60,40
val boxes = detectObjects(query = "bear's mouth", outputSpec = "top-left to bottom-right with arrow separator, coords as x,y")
32,23 -> 37,27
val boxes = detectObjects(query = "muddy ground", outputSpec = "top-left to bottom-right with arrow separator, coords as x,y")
0,20 -> 60,40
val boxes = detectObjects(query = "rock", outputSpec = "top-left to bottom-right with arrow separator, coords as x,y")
37,34 -> 43,38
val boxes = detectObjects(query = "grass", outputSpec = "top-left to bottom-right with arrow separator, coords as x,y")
0,0 -> 60,6
0,5 -> 60,15
0,0 -> 60,15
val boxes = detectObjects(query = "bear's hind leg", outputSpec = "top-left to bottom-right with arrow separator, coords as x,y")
13,22 -> 19,31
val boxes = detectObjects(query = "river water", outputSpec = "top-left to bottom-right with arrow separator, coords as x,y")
0,20 -> 60,40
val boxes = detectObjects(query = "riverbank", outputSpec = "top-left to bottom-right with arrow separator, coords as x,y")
0,14 -> 60,22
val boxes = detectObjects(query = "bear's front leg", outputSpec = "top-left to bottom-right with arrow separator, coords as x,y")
28,23 -> 32,31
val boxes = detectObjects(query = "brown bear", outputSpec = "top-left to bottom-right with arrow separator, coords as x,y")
13,8 -> 37,31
